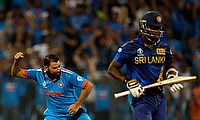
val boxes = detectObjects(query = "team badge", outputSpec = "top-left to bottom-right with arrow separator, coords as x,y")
58,82 -> 64,88
156,48 -> 165,55
156,16 -> 162,23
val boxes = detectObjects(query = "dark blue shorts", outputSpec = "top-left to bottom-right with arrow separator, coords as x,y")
129,93 -> 166,120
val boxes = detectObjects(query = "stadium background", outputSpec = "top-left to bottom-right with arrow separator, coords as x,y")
0,0 -> 200,120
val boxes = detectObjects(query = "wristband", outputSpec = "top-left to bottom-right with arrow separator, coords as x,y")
123,78 -> 130,84
126,79 -> 140,89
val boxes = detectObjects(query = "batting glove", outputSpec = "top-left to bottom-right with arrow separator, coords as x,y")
166,68 -> 184,92
166,68 -> 178,79
170,83 -> 183,93
124,78 -> 145,98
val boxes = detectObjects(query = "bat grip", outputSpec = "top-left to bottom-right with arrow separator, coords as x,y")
114,91 -> 130,98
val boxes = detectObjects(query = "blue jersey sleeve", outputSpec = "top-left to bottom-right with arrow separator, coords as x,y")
164,45 -> 173,65
69,72 -> 88,89
25,69 -> 42,82
114,41 -> 134,65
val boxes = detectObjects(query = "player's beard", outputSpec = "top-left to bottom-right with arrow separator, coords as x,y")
47,71 -> 61,80
54,72 -> 61,79
148,36 -> 159,43
143,35 -> 156,45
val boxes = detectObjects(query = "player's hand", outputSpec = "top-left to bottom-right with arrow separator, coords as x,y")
166,68 -> 178,79
165,68 -> 183,92
170,83 -> 183,92
68,103 -> 79,114
167,73 -> 184,93
126,79 -> 145,98
14,52 -> 24,60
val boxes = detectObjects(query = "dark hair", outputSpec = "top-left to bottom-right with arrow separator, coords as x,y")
44,54 -> 59,66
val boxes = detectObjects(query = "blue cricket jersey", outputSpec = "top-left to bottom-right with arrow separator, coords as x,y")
114,34 -> 173,86
24,68 -> 89,117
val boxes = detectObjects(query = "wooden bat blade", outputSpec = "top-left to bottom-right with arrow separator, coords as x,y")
114,76 -> 197,99
143,76 -> 197,89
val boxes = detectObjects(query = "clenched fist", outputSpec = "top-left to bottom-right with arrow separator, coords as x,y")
14,52 -> 24,60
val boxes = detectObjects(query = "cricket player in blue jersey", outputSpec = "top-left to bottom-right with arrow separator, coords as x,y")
107,11 -> 184,120
11,52 -> 93,120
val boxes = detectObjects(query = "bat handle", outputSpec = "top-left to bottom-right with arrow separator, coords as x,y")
114,91 -> 130,98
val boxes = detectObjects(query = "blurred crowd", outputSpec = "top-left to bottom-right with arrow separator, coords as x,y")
0,0 -> 200,120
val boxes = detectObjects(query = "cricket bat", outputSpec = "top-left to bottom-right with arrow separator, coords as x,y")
114,76 -> 197,99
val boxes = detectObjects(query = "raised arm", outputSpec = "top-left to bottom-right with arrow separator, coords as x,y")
11,52 -> 27,78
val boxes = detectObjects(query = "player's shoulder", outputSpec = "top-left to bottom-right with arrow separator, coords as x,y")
121,40 -> 133,48
61,68 -> 74,75
119,37 -> 140,51
27,68 -> 42,72
157,40 -> 170,48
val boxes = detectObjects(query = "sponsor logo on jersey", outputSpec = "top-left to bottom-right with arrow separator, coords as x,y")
58,82 -> 64,88
156,48 -> 166,55
44,90 -> 64,97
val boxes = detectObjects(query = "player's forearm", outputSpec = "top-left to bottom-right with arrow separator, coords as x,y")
108,66 -> 126,83
11,59 -> 22,77
108,69 -> 125,83
108,60 -> 126,83
75,81 -> 93,106
11,52 -> 27,78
